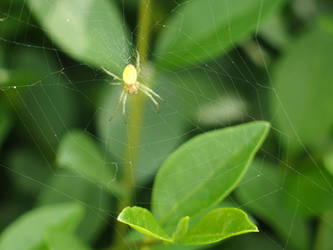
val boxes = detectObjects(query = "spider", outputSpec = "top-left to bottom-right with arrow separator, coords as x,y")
101,53 -> 163,121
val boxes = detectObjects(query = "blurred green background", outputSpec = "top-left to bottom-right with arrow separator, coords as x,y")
0,0 -> 333,249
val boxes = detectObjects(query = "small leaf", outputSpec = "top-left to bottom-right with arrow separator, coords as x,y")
27,0 -> 130,75
152,121 -> 270,228
177,208 -> 257,245
270,27 -> 333,156
57,130 -> 123,197
155,0 -> 285,69
172,216 -> 190,242
44,228 -> 92,250
0,203 -> 84,250
117,206 -> 172,242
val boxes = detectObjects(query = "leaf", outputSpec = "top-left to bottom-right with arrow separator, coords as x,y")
118,206 -> 172,242
154,0 -> 285,69
152,121 -> 270,228
269,26 -> 333,156
44,228 -> 92,250
314,211 -> 333,250
235,160 -> 311,250
38,170 -> 111,243
172,216 -> 190,242
57,130 -> 123,197
27,0 -> 130,75
176,208 -> 257,245
0,105 -> 11,149
0,203 -> 84,250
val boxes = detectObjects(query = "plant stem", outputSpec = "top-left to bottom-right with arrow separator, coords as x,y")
112,0 -> 152,248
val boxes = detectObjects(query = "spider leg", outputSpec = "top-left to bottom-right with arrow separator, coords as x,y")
136,50 -> 141,73
139,83 -> 165,102
122,92 -> 128,123
109,90 -> 125,121
101,66 -> 122,81
108,81 -> 123,86
140,88 -> 160,112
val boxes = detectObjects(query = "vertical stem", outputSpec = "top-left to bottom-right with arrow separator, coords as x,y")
112,0 -> 152,249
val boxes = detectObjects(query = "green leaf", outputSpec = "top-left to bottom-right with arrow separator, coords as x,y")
176,208 -> 257,245
172,216 -> 190,242
0,203 -> 84,250
0,105 -> 11,149
27,0 -> 129,75
314,212 -> 333,250
152,121 -> 270,228
155,0 -> 285,69
57,130 -> 123,197
44,228 -> 92,250
118,206 -> 172,242
38,171 -> 111,243
235,160 -> 311,250
270,27 -> 333,156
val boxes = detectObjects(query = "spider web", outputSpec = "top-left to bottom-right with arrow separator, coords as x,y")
0,0 -> 331,249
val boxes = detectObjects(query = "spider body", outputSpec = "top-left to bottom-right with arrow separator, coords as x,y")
101,54 -> 163,121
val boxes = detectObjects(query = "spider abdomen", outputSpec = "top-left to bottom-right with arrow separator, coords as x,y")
123,64 -> 137,85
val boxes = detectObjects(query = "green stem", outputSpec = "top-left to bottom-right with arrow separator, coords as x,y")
112,0 -> 152,249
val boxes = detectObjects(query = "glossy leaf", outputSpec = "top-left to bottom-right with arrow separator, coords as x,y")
44,228 -> 92,250
152,121 -> 270,228
118,206 -> 172,242
176,208 -> 257,245
0,203 -> 84,250
27,0 -> 130,75
270,27 -> 333,155
38,171 -> 111,243
155,0 -> 285,69
236,160 -> 311,250
57,130 -> 123,197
